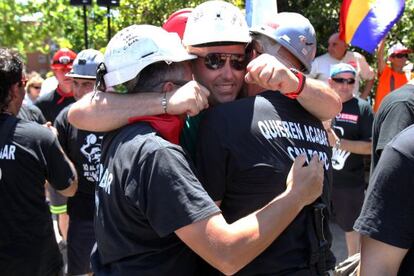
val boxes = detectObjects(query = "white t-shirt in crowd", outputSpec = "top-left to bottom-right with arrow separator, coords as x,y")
308,51 -> 375,97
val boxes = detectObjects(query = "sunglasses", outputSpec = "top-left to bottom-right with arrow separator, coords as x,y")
392,53 -> 408,59
31,85 -> 42,90
199,53 -> 247,71
332,77 -> 355,85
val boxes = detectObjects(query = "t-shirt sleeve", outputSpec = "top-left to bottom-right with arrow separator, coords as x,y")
44,134 -> 76,191
356,53 -> 375,80
359,101 -> 374,140
54,109 -> 69,153
376,103 -> 413,153
354,147 -> 414,249
196,110 -> 228,201
308,58 -> 319,79
126,146 -> 220,237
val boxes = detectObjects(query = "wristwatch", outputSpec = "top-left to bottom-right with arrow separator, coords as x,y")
285,68 -> 306,99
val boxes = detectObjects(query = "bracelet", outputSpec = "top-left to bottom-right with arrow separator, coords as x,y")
161,92 -> 168,114
334,138 -> 341,149
284,68 -> 306,99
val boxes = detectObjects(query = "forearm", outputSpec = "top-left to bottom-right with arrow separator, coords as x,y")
68,91 -> 163,131
184,189 -> 305,275
339,139 -> 371,155
360,79 -> 374,100
297,78 -> 342,121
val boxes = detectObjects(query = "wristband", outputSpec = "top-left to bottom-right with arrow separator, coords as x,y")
161,92 -> 168,114
285,68 -> 306,99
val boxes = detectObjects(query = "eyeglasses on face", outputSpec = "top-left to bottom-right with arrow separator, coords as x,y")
332,77 -> 355,85
198,53 -> 247,71
391,53 -> 408,59
31,85 -> 42,90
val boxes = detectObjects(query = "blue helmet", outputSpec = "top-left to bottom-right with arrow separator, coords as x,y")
250,12 -> 317,73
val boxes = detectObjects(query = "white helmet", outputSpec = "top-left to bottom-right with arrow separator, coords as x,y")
250,12 -> 317,73
103,24 -> 196,87
182,0 -> 251,47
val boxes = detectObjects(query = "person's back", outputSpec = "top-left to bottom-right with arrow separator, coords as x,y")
0,115 -> 76,275
197,92 -> 334,275
371,81 -> 414,173
94,122 -> 214,275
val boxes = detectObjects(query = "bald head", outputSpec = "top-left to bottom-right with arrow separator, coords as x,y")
328,33 -> 348,60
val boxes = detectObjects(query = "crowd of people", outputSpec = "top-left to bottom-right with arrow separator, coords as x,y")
0,1 -> 413,275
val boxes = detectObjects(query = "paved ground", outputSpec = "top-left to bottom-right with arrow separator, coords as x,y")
330,222 -> 348,264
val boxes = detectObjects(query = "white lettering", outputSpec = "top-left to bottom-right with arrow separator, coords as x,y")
0,145 -> 16,160
98,168 -> 113,194
258,121 -> 272,140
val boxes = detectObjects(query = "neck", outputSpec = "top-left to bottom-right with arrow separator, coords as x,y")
247,83 -> 265,97
57,84 -> 71,95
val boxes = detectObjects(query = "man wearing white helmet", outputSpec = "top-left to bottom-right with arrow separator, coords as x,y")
67,1 -> 341,157
53,49 -> 104,276
196,13 -> 336,275
91,24 -> 324,275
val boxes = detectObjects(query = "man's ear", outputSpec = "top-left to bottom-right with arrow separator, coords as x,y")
8,83 -> 20,100
162,81 -> 176,93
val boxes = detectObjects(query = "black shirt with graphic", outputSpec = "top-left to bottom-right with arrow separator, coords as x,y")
54,105 -> 104,220
0,114 -> 75,273
197,91 -> 335,275
371,84 -> 414,174
17,104 -> 47,124
35,89 -> 75,123
354,125 -> 414,275
92,122 -> 220,275
332,97 -> 373,188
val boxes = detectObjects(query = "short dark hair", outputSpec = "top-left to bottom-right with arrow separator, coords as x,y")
127,61 -> 189,93
0,48 -> 24,112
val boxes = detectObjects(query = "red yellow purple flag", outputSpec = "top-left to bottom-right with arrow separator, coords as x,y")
339,0 -> 405,53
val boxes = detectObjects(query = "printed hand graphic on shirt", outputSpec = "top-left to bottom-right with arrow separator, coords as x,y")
331,125 -> 349,170
332,147 -> 350,170
80,133 -> 103,182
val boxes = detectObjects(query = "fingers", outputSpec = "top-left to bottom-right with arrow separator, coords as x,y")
293,154 -> 307,169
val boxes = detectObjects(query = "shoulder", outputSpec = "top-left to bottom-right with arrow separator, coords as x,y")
390,125 -> 414,159
107,123 -> 185,160
55,105 -> 71,123
15,119 -> 57,144
349,51 -> 365,60
356,98 -> 373,110
35,90 -> 55,104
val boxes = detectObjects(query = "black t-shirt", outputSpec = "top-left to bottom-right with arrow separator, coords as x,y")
197,91 -> 335,275
35,89 -> 75,123
54,105 -> 104,220
354,125 -> 414,275
17,104 -> 47,124
332,97 -> 373,188
0,114 -> 75,267
93,122 -> 220,275
371,84 -> 414,174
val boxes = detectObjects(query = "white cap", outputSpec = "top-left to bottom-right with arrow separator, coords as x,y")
182,0 -> 251,46
387,42 -> 412,56
104,24 -> 197,87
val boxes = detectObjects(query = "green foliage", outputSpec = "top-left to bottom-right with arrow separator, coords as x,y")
0,0 -> 413,64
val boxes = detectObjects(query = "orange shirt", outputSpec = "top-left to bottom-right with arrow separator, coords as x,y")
374,66 -> 408,112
